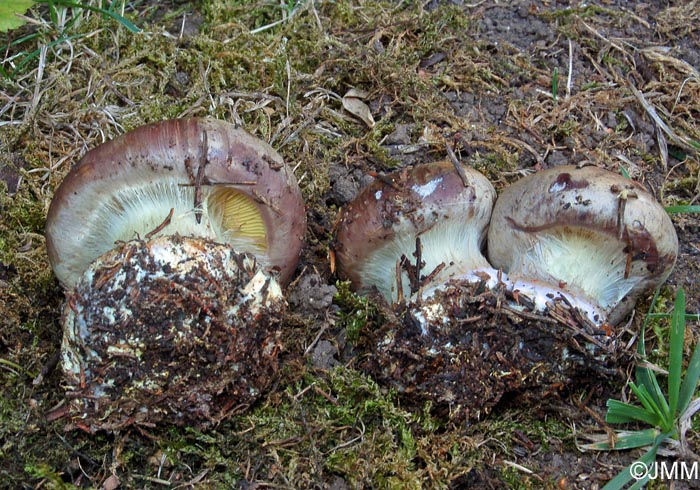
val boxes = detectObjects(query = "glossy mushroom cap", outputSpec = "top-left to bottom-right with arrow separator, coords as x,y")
488,165 -> 678,325
46,118 -> 305,288
334,161 -> 498,304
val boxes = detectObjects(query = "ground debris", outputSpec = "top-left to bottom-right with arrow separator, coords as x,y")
358,281 -> 630,421
60,236 -> 286,432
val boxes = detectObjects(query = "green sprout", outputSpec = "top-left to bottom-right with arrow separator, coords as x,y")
618,165 -> 631,179
665,205 -> 700,214
582,288 -> 700,489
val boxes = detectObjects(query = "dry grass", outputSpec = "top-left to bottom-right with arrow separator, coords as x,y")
1,1 -> 699,488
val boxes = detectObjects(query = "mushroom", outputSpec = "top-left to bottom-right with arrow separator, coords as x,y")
487,165 -> 678,326
334,162 -> 618,421
334,161 -> 499,305
46,118 -> 305,289
45,118 -> 306,430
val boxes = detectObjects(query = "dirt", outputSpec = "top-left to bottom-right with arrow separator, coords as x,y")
60,237 -> 286,432
1,0 -> 699,488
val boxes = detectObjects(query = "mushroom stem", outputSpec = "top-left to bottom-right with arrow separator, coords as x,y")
61,235 -> 285,430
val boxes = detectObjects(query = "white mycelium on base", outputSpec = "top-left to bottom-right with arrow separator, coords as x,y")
62,235 -> 285,430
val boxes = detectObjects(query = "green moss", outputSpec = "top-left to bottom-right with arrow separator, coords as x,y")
24,464 -> 76,490
334,281 -> 384,343
473,150 -> 518,176
500,466 -> 532,489
550,119 -> 579,138
648,287 -> 676,360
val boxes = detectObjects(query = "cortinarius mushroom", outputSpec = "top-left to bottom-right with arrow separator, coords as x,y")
45,118 -> 305,430
334,160 -> 499,305
46,118 -> 305,288
487,165 -> 678,326
334,162 -> 677,420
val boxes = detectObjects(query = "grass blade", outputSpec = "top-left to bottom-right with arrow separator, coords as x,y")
612,429 -> 660,450
635,367 -> 670,421
668,288 -> 686,418
581,429 -> 659,451
9,32 -> 84,76
602,431 -> 669,490
605,399 -> 659,426
629,382 -> 667,423
646,313 -> 700,320
665,205 -> 700,214
35,0 -> 141,32
678,343 -> 700,414
641,287 -> 663,333
636,288 -> 670,416
611,429 -> 660,450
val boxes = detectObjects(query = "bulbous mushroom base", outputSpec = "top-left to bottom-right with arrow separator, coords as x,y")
61,235 -> 285,432
358,280 -> 628,421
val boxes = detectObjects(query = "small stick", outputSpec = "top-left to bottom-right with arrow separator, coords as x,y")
421,262 -> 445,286
501,304 -> 559,324
457,315 -> 486,325
395,259 -> 404,304
45,404 -> 70,422
615,189 -> 637,240
446,142 -> 470,187
145,208 -> 175,240
194,156 -> 207,224
314,385 -> 339,406
252,189 -> 283,214
413,236 -> 423,282
399,254 -> 418,294
367,171 -> 402,191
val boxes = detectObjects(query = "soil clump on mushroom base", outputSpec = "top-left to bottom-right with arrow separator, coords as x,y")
61,235 -> 285,432
358,281 -> 629,422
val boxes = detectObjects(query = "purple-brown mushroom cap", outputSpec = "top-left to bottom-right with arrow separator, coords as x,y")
46,118 -> 306,288
487,165 -> 678,325
335,161 -> 497,303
